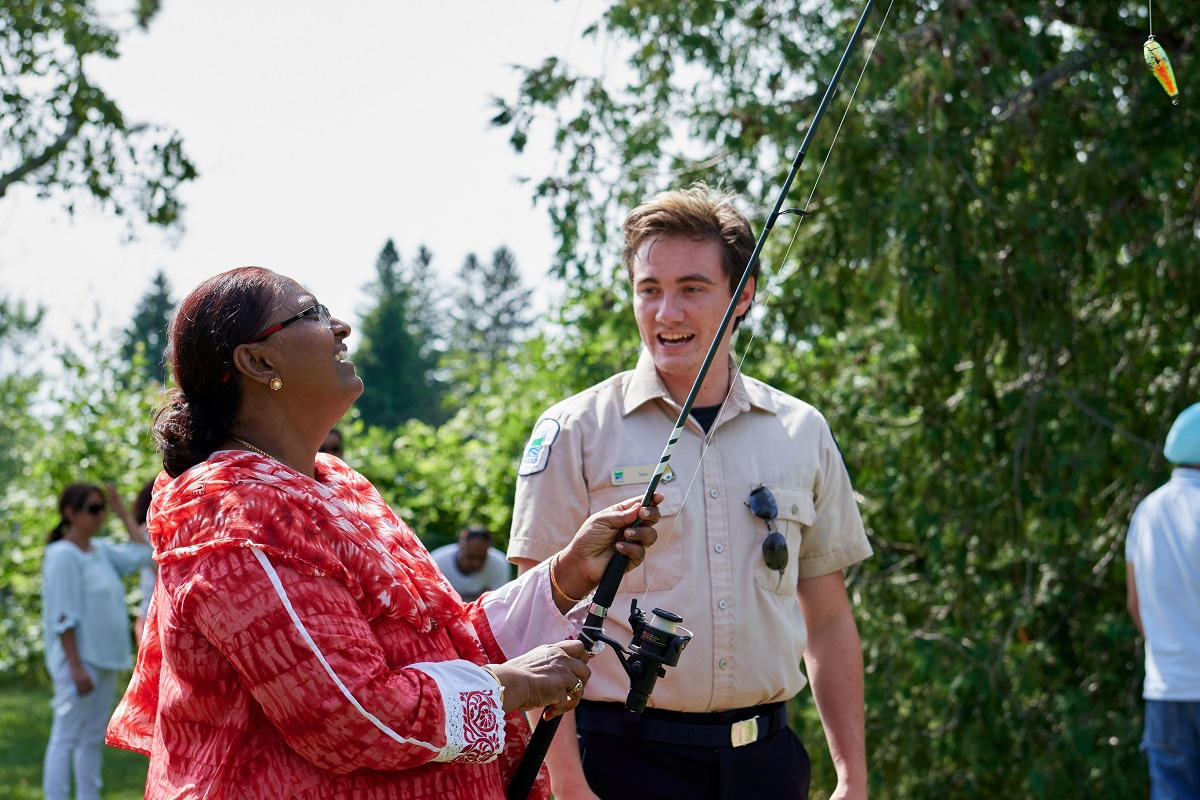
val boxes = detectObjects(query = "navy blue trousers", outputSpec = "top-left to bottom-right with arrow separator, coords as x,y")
577,707 -> 812,800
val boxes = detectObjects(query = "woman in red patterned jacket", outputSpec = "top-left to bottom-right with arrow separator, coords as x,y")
106,267 -> 660,800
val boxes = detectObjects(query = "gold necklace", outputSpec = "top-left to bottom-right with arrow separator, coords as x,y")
232,436 -> 280,462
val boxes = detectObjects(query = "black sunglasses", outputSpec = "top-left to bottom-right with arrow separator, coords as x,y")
747,486 -> 788,581
245,303 -> 331,345
319,444 -> 343,454
83,502 -> 106,515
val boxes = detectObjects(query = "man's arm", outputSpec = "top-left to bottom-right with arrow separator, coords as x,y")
1126,563 -> 1144,637
515,558 -> 600,800
797,571 -> 867,800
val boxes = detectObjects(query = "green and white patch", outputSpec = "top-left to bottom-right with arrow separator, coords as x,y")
518,418 -> 560,476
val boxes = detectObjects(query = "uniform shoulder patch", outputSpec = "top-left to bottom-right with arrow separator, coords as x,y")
518,418 -> 561,477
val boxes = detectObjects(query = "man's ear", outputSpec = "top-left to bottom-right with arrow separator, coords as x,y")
735,276 -> 756,317
231,343 -> 277,387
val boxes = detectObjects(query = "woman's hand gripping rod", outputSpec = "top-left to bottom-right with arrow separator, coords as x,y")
506,480 -> 693,800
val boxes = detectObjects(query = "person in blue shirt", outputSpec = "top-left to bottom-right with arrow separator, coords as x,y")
42,482 -> 152,800
1126,402 -> 1200,800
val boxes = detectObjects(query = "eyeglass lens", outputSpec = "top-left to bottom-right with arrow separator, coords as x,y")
748,486 -> 788,577
84,503 -> 106,515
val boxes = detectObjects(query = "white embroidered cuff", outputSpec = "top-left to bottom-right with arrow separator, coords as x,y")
408,660 -> 505,764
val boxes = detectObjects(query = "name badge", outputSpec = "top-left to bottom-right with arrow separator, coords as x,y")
611,464 -> 675,485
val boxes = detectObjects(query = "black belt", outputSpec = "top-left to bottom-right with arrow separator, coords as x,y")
575,701 -> 788,749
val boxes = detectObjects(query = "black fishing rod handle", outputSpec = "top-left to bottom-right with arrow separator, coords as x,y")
508,548 -> 630,799
589,551 -> 630,620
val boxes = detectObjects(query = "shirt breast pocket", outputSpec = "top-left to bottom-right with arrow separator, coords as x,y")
587,483 -> 685,593
752,486 -> 815,596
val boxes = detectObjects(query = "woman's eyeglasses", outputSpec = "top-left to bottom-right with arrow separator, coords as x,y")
83,503 -> 106,515
747,485 -> 788,583
245,303 -> 331,345
222,304 -> 335,382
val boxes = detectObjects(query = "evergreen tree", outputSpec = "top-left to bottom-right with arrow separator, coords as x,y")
122,269 -> 174,384
354,240 -> 447,427
406,245 -> 450,354
452,246 -> 533,365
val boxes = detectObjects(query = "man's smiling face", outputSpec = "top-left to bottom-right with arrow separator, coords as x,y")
631,234 -> 753,401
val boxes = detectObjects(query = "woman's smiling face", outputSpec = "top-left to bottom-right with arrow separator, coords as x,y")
255,279 -> 363,414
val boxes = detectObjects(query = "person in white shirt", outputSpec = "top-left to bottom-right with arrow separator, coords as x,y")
431,526 -> 514,602
42,482 -> 152,800
1126,401 -> 1200,800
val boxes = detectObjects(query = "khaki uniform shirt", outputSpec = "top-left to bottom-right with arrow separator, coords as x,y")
508,351 -> 872,712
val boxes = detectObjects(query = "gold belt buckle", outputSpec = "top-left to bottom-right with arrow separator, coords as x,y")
730,717 -> 759,748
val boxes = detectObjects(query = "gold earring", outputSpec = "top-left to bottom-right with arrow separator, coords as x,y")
270,377 -> 283,391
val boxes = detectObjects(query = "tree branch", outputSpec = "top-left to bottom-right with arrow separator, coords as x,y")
0,80 -> 84,199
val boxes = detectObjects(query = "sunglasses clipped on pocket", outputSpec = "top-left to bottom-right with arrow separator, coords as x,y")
747,485 -> 788,587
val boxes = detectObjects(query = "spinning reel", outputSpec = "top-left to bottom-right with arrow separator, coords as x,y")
585,600 -> 693,713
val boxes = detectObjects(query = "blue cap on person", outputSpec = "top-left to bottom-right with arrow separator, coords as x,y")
1164,402 -> 1200,465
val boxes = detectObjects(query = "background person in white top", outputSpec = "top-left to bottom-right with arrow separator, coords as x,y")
431,526 -> 514,601
42,482 -> 153,800
1126,401 -> 1200,800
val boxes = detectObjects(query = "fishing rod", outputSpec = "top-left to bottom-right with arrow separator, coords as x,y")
507,2 -> 878,796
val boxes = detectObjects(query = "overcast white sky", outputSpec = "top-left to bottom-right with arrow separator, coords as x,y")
0,0 -> 612,356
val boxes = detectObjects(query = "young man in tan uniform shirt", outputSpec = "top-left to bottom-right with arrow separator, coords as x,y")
508,185 -> 873,800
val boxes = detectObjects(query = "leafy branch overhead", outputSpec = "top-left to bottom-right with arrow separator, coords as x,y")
0,0 -> 196,228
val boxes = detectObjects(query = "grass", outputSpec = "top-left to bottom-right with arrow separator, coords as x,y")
0,676 -> 149,800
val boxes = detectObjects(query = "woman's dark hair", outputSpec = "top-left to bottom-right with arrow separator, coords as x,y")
155,267 -> 284,477
48,483 -> 104,544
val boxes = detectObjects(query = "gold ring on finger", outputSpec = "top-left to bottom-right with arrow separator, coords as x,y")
570,679 -> 583,696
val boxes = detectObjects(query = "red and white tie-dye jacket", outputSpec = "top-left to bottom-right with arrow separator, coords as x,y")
107,451 -> 578,799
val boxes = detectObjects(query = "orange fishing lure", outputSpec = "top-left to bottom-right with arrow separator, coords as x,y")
1144,35 -> 1180,104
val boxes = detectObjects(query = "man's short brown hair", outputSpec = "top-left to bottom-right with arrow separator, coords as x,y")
621,183 -> 759,326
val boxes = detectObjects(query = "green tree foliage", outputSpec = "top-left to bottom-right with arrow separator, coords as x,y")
0,0 -> 196,227
121,269 -> 174,384
355,240 -> 448,428
0,296 -> 45,568
0,302 -> 45,671
0,328 -> 160,678
493,1 -> 1200,796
